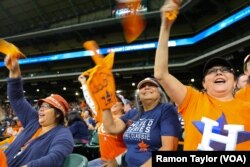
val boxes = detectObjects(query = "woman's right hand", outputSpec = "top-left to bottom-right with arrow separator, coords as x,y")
4,55 -> 21,78
78,74 -> 87,85
160,0 -> 180,29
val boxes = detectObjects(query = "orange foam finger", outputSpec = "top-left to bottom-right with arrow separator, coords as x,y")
0,39 -> 25,59
82,67 -> 94,77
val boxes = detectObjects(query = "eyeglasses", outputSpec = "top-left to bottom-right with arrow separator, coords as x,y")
39,104 -> 53,110
205,67 -> 235,75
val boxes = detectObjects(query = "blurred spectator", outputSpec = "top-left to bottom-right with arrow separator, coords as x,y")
4,119 -> 21,137
82,109 -> 96,130
236,73 -> 249,91
243,54 -> 250,76
0,107 -> 5,123
67,111 -> 90,144
123,99 -> 133,113
235,54 -> 250,101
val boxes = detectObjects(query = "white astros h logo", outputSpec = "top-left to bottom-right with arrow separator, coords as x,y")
197,117 -> 244,151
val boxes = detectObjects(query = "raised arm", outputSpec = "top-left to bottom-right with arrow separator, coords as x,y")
5,55 -> 21,78
78,74 -> 97,116
102,110 -> 126,134
5,56 -> 37,127
154,0 -> 187,106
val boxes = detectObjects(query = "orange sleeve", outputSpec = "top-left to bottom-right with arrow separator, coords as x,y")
235,84 -> 250,101
0,150 -> 7,167
178,86 -> 193,114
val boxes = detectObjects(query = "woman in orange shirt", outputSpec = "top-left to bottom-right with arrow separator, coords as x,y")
154,0 -> 250,151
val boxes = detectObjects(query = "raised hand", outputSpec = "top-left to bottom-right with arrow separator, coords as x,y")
0,39 -> 25,69
161,0 -> 181,29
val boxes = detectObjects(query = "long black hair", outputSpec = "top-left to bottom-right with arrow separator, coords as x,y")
67,111 -> 87,127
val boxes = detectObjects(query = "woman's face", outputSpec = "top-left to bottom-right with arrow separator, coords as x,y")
38,102 -> 57,127
83,110 -> 90,118
138,82 -> 161,103
203,66 -> 236,98
110,101 -> 123,115
245,61 -> 250,76
237,74 -> 248,89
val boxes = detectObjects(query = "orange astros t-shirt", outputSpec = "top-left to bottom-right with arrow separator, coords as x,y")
98,123 -> 126,160
179,86 -> 250,151
235,84 -> 250,102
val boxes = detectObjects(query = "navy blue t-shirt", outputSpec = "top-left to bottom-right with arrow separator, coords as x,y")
69,121 -> 89,140
120,103 -> 181,167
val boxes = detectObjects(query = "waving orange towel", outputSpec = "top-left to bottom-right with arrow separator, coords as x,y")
0,39 -> 25,68
82,41 -> 117,122
165,0 -> 182,20
120,0 -> 146,43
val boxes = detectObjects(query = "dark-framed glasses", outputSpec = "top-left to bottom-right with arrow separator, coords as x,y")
206,67 -> 235,75
39,103 -> 53,110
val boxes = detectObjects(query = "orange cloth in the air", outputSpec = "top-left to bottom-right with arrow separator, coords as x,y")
0,39 -> 25,68
235,84 -> 250,102
120,0 -> 145,43
179,86 -> 250,151
83,41 -> 117,123
98,123 -> 126,160
0,150 -> 7,167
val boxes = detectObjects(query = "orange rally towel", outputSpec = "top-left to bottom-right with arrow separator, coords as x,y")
119,0 -> 146,43
83,41 -> 117,122
165,0 -> 182,20
0,39 -> 25,68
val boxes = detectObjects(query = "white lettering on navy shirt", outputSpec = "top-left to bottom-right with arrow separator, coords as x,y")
123,119 -> 154,141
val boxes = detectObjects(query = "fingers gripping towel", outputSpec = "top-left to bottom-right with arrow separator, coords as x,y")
0,39 -> 25,68
165,0 -> 182,20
